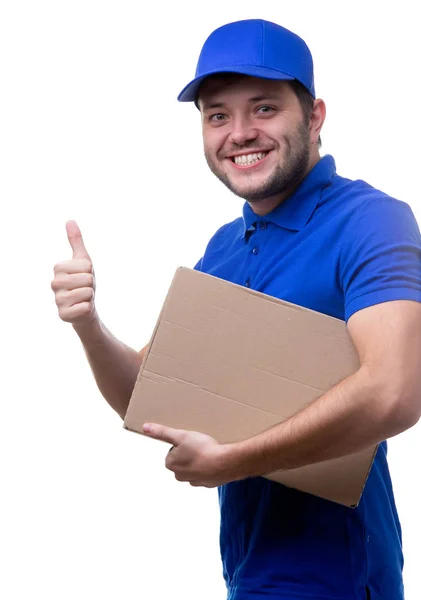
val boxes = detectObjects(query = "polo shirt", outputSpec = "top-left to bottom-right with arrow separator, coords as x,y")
194,155 -> 421,600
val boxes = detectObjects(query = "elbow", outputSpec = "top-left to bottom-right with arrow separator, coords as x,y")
399,398 -> 421,430
361,358 -> 421,434
381,385 -> 421,434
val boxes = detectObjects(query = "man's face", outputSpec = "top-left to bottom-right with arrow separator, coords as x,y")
199,76 -> 311,206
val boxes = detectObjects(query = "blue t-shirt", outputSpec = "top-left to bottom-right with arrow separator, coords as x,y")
194,155 -> 421,600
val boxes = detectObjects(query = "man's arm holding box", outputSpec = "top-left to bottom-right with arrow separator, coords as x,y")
143,299 -> 421,487
230,299 -> 421,476
144,196 -> 421,487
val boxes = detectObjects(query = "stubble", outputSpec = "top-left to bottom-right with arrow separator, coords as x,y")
204,121 -> 311,204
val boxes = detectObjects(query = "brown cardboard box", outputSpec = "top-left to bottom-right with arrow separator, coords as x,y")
124,267 -> 378,507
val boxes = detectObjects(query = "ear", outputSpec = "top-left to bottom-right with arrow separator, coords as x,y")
310,99 -> 326,145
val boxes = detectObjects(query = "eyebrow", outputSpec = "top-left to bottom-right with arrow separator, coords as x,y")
201,94 -> 283,111
201,101 -> 226,111
248,94 -> 282,103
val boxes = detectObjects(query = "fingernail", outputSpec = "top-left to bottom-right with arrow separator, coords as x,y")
143,423 -> 152,433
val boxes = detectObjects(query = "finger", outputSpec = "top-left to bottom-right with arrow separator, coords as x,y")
55,287 -> 94,308
190,481 -> 214,488
174,472 -> 191,482
58,302 -> 94,323
51,273 -> 94,292
54,259 -> 93,275
66,220 -> 91,260
143,423 -> 185,446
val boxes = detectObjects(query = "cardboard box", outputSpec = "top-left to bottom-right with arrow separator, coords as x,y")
124,267 -> 378,507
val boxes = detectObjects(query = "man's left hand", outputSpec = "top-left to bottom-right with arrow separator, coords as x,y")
143,423 -> 240,487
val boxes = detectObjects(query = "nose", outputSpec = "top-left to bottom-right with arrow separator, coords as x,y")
229,115 -> 259,146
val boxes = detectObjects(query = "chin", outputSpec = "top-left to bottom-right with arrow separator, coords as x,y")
228,182 -> 272,201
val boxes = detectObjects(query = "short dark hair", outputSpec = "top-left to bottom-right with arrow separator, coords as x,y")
289,80 -> 322,148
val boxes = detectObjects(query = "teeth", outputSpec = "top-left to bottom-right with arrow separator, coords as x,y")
234,152 -> 267,166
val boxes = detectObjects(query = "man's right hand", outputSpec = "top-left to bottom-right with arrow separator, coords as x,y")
51,221 -> 97,327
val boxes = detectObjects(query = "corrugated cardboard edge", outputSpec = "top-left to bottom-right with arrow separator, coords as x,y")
123,268 -> 182,430
265,443 -> 379,508
349,444 -> 379,508
192,267 -> 348,327
143,267 -> 350,327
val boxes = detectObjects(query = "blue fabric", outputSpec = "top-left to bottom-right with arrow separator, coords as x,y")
177,19 -> 315,102
194,155 -> 421,599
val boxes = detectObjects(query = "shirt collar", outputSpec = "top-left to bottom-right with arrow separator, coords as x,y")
242,155 -> 336,236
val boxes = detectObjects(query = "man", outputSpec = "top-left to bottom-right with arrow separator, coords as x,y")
52,19 -> 421,600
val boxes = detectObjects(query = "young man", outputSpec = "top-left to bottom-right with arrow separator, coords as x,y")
52,19 -> 421,600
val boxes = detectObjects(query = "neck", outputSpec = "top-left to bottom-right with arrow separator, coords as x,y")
249,152 -> 321,217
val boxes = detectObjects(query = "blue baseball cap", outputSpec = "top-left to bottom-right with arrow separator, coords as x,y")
177,19 -> 315,102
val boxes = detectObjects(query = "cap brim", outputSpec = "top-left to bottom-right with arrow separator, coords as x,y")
177,65 -> 295,102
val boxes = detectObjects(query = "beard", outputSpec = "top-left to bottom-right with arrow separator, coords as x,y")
204,121 -> 311,203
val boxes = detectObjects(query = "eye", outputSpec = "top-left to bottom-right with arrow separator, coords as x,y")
256,105 -> 275,115
209,113 -> 227,123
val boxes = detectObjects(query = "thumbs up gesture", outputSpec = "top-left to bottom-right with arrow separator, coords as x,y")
52,221 -> 97,326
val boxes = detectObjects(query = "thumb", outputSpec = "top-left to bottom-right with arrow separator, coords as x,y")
143,423 -> 185,446
66,220 -> 90,260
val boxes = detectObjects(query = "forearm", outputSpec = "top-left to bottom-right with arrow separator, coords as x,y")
73,318 -> 145,419
232,364 -> 412,478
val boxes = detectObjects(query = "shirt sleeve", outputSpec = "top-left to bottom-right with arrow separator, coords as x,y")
340,196 -> 421,322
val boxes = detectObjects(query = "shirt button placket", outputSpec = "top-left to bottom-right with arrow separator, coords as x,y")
245,221 -> 266,289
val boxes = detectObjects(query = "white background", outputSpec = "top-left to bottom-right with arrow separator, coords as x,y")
1,1 -> 420,598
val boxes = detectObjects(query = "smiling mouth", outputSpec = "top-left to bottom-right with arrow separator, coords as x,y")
230,151 -> 269,167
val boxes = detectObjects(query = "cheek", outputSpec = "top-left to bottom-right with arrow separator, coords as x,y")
203,142 -> 219,171
203,128 -> 226,154
203,140 -> 213,159
260,117 -> 297,142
